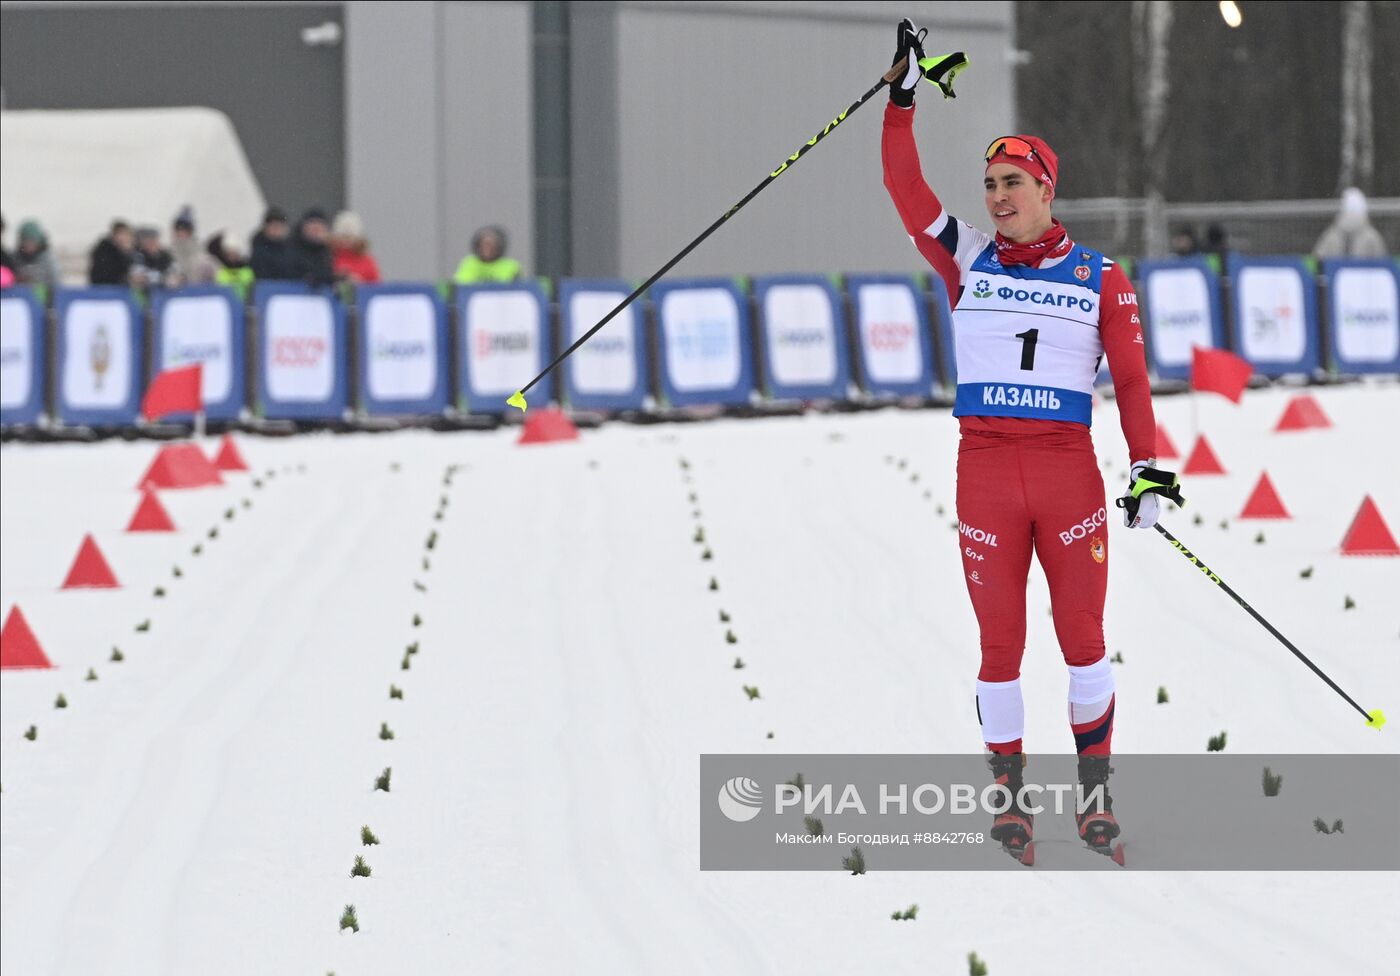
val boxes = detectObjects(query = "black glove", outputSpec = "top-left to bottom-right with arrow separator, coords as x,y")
889,19 -> 928,108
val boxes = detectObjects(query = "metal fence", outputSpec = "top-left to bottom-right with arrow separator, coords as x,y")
1053,197 -> 1400,261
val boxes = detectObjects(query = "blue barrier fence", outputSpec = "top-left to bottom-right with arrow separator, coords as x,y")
1,257 -> 1396,429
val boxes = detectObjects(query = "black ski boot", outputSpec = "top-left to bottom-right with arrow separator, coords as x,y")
1076,755 -> 1124,862
987,752 -> 1035,863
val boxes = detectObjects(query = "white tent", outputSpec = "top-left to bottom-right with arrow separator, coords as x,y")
0,106 -> 266,284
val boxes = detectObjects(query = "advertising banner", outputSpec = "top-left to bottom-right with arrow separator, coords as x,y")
846,274 -> 934,397
1137,258 -> 1226,381
0,287 -> 45,425
255,283 -> 347,420
652,279 -> 753,408
457,282 -> 551,413
56,287 -> 144,426
560,279 -> 647,411
1323,259 -> 1400,373
358,285 -> 448,415
754,276 -> 849,401
152,287 -> 245,420
1229,257 -> 1320,376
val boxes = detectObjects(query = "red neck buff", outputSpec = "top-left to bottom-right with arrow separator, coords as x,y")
994,218 -> 1072,268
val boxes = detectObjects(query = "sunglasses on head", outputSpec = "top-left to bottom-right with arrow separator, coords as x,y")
984,136 -> 1038,163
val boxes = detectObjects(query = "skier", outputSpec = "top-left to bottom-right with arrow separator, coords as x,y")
881,21 -> 1183,861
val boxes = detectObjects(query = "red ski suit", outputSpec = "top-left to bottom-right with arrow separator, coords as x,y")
882,103 -> 1158,755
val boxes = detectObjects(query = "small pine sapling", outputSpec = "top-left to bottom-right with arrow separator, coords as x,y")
111,647 -> 125,662
968,952 -> 989,976
733,658 -> 745,669
361,825 -> 379,845
1207,731 -> 1228,752
804,816 -> 824,837
24,725 -> 37,741
1262,767 -> 1283,797
743,685 -> 761,701
86,668 -> 98,681
1299,566 -> 1314,579
374,767 -> 392,792
379,722 -> 395,741
389,685 -> 404,700
1157,686 -> 1169,704
725,630 -> 738,644
350,855 -> 371,878
842,847 -> 866,875
339,904 -> 359,933
54,693 -> 67,709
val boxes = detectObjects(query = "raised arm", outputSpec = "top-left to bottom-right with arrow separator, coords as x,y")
881,102 -> 991,304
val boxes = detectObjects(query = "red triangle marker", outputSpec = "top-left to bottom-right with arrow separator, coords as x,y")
61,533 -> 121,589
137,444 -> 224,490
212,434 -> 250,472
518,408 -> 580,445
127,487 -> 177,532
1155,423 -> 1180,460
1239,471 -> 1290,519
1181,435 -> 1226,475
1340,496 -> 1400,556
1,605 -> 53,669
1275,394 -> 1332,432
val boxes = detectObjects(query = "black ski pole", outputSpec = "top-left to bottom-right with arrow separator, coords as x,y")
506,50 -> 969,412
1151,522 -> 1385,730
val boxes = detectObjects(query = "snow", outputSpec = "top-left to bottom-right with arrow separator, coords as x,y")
3,384 -> 1398,974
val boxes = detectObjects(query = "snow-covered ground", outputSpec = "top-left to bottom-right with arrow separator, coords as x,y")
3,384 -> 1398,975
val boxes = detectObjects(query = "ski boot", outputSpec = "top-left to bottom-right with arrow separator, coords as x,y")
1076,755 -> 1125,864
987,752 -> 1035,864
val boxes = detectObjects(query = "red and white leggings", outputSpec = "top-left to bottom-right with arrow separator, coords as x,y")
955,429 -> 1115,756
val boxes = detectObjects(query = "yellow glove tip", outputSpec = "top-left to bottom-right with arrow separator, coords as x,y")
507,391 -> 528,412
1366,709 -> 1386,730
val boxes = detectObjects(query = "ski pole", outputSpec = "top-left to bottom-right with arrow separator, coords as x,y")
505,50 -> 969,412
1150,522 -> 1386,730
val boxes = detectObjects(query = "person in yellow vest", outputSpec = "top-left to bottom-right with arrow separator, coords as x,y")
453,225 -> 521,284
207,231 -> 255,301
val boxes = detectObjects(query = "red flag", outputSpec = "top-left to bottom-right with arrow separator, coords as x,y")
1190,347 -> 1253,404
142,363 -> 203,420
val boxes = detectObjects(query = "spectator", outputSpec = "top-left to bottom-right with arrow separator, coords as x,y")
1169,225 -> 1199,258
453,225 -> 521,284
330,210 -> 381,284
130,226 -> 175,288
292,208 -> 336,286
0,215 -> 16,276
14,219 -> 60,291
90,220 -> 136,285
207,231 -> 255,300
250,206 -> 298,280
1201,223 -> 1229,274
1314,187 -> 1389,259
169,206 -> 217,285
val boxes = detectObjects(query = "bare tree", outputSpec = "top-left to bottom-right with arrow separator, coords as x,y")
1339,1 -> 1374,192
1132,1 -> 1173,257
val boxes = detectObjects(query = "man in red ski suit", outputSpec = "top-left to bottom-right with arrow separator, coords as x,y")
881,21 -> 1184,859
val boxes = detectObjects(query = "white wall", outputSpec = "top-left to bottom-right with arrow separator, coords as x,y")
611,1 -> 1015,278
345,0 -> 533,281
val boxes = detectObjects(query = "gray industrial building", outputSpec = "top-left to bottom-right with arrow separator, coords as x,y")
0,1 -> 1016,282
